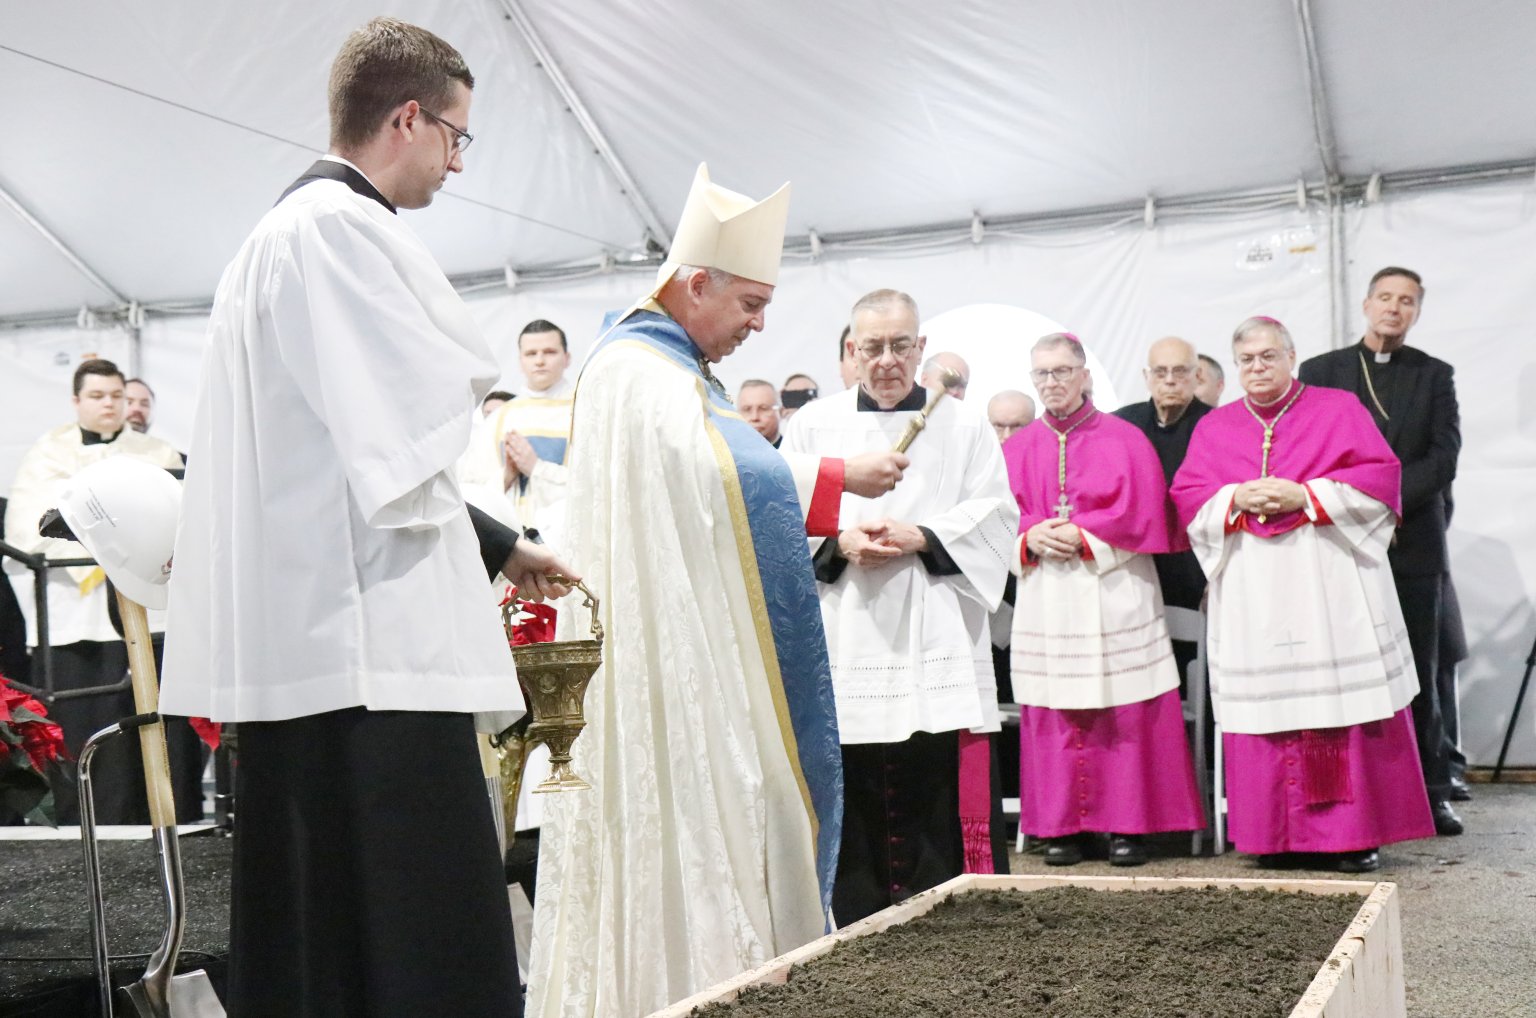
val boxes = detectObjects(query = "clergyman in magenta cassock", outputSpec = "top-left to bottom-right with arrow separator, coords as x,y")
1171,318 -> 1433,867
1002,333 -> 1204,865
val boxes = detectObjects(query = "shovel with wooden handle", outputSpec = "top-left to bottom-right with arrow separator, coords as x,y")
109,588 -> 225,1018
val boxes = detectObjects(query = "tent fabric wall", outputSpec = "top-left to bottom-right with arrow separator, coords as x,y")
2,184 -> 1531,766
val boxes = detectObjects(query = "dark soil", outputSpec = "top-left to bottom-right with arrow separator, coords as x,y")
694,886 -> 1363,1017
0,837 -> 231,1007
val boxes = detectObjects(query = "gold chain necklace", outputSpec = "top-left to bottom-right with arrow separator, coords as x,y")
1241,383 -> 1306,522
1357,350 -> 1390,422
1046,406 -> 1097,519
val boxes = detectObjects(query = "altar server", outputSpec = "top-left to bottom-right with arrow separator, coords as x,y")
159,18 -> 572,1015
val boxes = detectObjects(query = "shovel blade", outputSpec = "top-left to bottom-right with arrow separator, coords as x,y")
119,969 -> 226,1017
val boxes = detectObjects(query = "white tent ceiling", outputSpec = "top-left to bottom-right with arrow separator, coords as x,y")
1,0 -> 1534,322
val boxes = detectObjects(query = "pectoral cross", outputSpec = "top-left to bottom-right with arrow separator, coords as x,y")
1055,493 -> 1073,520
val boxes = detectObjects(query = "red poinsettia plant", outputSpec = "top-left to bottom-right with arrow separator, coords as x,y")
0,672 -> 71,826
500,585 -> 558,646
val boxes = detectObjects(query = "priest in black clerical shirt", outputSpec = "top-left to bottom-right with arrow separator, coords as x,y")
1,358 -> 201,825
1112,336 -> 1212,613
1299,265 -> 1466,836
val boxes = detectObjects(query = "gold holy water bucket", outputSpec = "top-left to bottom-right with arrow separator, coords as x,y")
492,580 -> 603,838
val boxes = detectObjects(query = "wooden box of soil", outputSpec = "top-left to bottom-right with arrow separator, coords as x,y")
649,874 -> 1405,1018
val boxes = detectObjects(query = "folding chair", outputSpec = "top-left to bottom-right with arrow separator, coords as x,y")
996,703 -> 1026,854
1164,606 -> 1222,855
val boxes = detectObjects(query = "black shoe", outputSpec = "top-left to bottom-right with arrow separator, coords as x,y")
1255,852 -> 1305,870
1108,834 -> 1148,867
1448,777 -> 1473,802
1432,800 -> 1464,836
1335,848 -> 1380,873
1043,837 -> 1083,866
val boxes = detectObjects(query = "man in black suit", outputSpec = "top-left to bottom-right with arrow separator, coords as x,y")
1298,266 -> 1465,835
1113,336 -> 1213,616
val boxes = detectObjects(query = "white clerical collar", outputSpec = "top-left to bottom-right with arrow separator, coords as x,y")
1374,350 -> 1392,364
321,154 -> 386,197
522,376 -> 574,399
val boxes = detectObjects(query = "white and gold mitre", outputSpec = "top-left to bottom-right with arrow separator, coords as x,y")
651,163 -> 792,295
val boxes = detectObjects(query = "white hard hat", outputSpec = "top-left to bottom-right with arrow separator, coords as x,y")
55,457 -> 181,610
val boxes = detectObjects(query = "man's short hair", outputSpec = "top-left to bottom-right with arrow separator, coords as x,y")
738,379 -> 776,394
671,264 -> 734,290
837,324 -> 852,361
125,377 -> 156,398
519,319 -> 568,352
1232,316 -> 1294,350
850,289 -> 920,326
328,17 -> 475,151
482,389 -> 515,405
783,373 -> 817,388
1031,332 -> 1087,364
1197,353 -> 1225,381
1368,265 -> 1425,298
74,358 -> 125,396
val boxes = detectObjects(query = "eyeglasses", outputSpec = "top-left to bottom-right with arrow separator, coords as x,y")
420,107 -> 474,152
1029,366 -> 1080,384
1235,350 -> 1286,368
855,339 -> 917,360
1146,365 -> 1193,380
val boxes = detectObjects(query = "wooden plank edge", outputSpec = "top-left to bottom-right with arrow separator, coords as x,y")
645,874 -> 1389,1017
1289,882 -> 1402,1018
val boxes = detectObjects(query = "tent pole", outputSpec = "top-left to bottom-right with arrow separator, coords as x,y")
1330,188 -> 1347,349
495,0 -> 672,253
1293,0 -> 1348,348
0,179 -> 131,307
1293,0 -> 1341,184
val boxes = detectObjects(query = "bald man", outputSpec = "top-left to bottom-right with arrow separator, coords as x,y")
987,390 -> 1035,443
1114,338 -> 1210,485
1113,337 -> 1214,715
921,351 -> 970,399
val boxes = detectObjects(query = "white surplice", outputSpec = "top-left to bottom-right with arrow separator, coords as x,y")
3,425 -> 183,644
1190,478 -> 1417,735
1009,531 -> 1180,710
780,389 -> 1017,744
529,338 -> 827,1018
160,178 -> 521,724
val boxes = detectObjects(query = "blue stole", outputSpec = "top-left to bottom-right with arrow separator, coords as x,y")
590,309 -> 844,915
517,435 -> 568,496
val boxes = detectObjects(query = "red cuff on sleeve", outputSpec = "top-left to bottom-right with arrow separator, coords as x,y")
804,457 -> 844,538
1224,492 -> 1244,535
1079,532 -> 1095,561
1304,483 -> 1333,526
